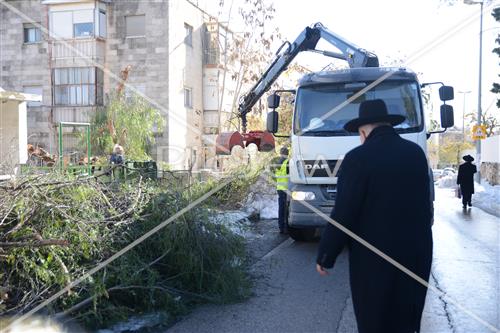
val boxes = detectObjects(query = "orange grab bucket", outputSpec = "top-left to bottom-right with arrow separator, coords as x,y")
215,131 -> 275,155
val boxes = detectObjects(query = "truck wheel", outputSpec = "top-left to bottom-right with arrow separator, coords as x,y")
284,200 -> 316,242
288,227 -> 316,242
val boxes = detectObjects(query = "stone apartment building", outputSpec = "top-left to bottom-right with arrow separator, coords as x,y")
0,0 -> 235,170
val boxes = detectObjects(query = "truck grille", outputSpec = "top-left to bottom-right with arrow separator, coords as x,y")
302,159 -> 340,178
321,184 -> 337,200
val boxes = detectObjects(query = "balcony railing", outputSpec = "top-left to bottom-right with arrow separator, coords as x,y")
51,38 -> 105,65
53,106 -> 96,124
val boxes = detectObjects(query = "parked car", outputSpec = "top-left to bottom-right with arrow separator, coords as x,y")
433,168 -> 456,182
432,169 -> 444,181
443,167 -> 456,175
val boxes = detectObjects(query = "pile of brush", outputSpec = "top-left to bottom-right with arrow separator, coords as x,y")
0,172 -> 250,330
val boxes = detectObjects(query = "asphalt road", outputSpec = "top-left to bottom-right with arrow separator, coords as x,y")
166,188 -> 499,333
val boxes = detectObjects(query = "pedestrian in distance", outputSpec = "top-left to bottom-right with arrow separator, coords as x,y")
109,144 -> 125,180
110,144 -> 125,165
457,154 -> 477,209
316,99 -> 433,333
274,146 -> 289,234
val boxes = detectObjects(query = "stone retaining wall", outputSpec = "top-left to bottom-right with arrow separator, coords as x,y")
481,162 -> 499,185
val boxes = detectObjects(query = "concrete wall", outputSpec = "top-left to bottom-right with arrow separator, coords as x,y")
0,100 -> 27,172
481,135 -> 499,163
0,0 -> 54,152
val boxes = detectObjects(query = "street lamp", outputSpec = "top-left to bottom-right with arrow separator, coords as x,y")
464,0 -> 484,182
458,90 -> 471,141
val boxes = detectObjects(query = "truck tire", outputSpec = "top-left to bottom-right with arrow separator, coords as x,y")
285,199 -> 317,242
288,227 -> 316,242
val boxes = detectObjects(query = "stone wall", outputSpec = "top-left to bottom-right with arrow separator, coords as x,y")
0,0 -> 54,152
107,1 -> 170,162
481,162 -> 499,185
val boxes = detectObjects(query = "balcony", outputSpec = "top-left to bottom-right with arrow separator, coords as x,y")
51,38 -> 105,67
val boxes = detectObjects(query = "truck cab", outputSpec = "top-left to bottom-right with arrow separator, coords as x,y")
267,67 -> 453,241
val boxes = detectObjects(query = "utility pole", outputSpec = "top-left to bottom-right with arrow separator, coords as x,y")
464,0 -> 484,182
458,90 -> 471,142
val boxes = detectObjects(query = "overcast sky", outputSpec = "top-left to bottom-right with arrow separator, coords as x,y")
197,0 -> 499,123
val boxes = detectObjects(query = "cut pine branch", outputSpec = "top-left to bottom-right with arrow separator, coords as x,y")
0,239 -> 69,248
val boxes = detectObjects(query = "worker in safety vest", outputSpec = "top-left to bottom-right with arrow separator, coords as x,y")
274,147 -> 289,234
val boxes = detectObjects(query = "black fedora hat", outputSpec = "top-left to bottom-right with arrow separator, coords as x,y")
344,99 -> 406,132
463,154 -> 474,162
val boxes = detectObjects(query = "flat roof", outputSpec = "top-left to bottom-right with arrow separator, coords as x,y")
0,90 -> 42,102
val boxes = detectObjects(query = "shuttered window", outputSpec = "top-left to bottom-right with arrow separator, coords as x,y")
53,67 -> 103,106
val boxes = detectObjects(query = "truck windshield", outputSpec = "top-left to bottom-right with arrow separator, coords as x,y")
294,81 -> 423,136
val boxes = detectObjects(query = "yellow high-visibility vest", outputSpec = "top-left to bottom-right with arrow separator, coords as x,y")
275,158 -> 289,190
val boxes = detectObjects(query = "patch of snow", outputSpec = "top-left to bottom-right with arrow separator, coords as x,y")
97,312 -> 168,333
242,174 -> 279,220
209,210 -> 252,237
437,175 -> 499,216
473,181 -> 500,217
437,175 -> 457,188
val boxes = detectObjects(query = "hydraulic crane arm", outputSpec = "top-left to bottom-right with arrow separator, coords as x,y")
215,23 -> 379,155
238,22 -> 379,132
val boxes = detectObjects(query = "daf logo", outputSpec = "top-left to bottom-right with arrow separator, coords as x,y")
304,164 -> 329,170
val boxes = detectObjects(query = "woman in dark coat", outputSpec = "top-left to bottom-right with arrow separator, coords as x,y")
457,155 -> 477,208
316,99 -> 433,333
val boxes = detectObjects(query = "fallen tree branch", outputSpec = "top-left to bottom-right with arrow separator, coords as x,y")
0,239 -> 69,248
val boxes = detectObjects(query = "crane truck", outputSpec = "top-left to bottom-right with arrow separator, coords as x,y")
216,23 -> 455,241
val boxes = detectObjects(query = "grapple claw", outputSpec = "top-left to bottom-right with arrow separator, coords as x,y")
216,131 -> 244,155
215,131 -> 275,155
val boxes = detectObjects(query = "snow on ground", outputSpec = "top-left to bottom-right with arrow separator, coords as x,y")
437,175 -> 457,188
473,181 -> 500,217
210,210 -> 252,237
437,175 -> 499,217
207,173 -> 279,237
242,173 -> 278,220
97,313 -> 168,333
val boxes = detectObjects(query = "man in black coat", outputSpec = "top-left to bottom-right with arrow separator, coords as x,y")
316,99 -> 433,333
457,155 -> 477,208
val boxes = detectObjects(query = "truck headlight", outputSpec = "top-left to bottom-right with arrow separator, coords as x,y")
292,191 -> 316,201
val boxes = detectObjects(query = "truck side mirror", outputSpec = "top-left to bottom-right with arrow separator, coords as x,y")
439,86 -> 454,101
267,93 -> 281,109
267,111 -> 279,133
440,104 -> 454,128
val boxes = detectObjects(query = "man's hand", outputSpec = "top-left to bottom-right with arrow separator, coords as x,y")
316,264 -> 330,276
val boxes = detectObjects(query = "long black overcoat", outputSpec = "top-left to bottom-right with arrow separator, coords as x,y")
457,162 -> 477,195
317,126 -> 433,333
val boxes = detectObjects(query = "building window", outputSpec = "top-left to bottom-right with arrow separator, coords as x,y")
24,23 -> 41,43
184,23 -> 193,46
204,127 -> 219,135
53,67 -> 103,106
184,87 -> 192,108
74,22 -> 93,38
50,9 -> 106,39
23,86 -> 43,107
51,9 -> 96,39
98,10 -> 107,38
126,15 -> 145,38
